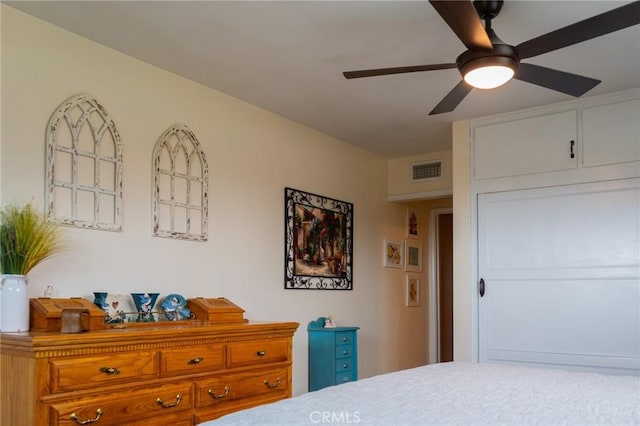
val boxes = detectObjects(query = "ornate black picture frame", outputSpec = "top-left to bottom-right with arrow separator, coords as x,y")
284,187 -> 353,290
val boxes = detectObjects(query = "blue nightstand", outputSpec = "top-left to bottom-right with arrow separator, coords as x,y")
308,317 -> 359,391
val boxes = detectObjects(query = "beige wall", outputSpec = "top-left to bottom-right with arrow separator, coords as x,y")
388,150 -> 453,200
0,6 -> 428,394
451,120 -> 473,361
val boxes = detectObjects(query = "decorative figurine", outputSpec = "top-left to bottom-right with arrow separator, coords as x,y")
131,293 -> 159,322
93,292 -> 126,323
324,315 -> 336,328
161,294 -> 191,321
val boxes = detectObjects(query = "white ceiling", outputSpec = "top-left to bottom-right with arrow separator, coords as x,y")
6,1 -> 640,158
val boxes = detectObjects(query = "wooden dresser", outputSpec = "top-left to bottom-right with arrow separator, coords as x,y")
0,321 -> 299,426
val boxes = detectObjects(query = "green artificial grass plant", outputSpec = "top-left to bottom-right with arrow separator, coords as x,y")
0,203 -> 63,275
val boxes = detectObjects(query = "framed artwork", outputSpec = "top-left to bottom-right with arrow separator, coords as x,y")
405,241 -> 422,272
383,239 -> 404,269
284,187 -> 353,290
406,275 -> 420,307
406,207 -> 419,238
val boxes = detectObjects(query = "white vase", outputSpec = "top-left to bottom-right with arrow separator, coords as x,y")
1,274 -> 30,332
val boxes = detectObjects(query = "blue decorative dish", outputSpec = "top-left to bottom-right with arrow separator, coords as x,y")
161,294 -> 191,321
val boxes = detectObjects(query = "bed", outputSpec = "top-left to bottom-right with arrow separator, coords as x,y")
203,362 -> 640,425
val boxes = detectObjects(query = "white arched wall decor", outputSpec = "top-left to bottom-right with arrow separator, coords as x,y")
152,124 -> 208,241
46,94 -> 123,231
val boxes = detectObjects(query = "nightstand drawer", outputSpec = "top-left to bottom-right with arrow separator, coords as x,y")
195,367 -> 289,408
161,344 -> 226,377
335,371 -> 356,385
50,382 -> 193,426
51,351 -> 158,393
227,339 -> 289,368
335,332 -> 354,345
335,344 -> 354,359
336,359 -> 354,373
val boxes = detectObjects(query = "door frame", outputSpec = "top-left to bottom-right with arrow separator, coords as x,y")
428,207 -> 453,364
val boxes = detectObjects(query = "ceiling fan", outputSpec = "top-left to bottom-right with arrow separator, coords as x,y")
343,0 -> 640,115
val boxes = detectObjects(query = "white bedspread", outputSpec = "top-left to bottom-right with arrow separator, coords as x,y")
203,362 -> 640,426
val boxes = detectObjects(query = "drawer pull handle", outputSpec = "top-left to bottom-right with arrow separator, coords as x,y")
342,337 -> 348,342
99,367 -> 120,375
208,386 -> 230,399
156,394 -> 182,408
343,350 -> 348,355
263,377 -> 282,389
70,408 -> 103,424
188,357 -> 204,365
256,351 -> 266,357
343,363 -> 349,369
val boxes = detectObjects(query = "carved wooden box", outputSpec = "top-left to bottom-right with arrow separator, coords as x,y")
30,297 -> 107,332
187,297 -> 247,324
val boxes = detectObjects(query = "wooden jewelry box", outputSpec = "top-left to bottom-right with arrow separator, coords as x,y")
29,297 -> 107,332
187,297 -> 248,324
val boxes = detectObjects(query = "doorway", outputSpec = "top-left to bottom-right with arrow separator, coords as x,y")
429,208 -> 454,363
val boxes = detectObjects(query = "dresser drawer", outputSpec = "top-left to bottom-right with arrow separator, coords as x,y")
226,339 -> 289,368
161,344 -> 225,377
335,331 -> 354,345
50,382 -> 193,426
336,358 -> 354,373
50,351 -> 158,393
335,370 -> 356,385
335,344 -> 354,359
194,367 -> 289,408
110,413 -> 194,426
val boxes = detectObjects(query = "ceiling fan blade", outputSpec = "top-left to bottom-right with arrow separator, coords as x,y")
429,0 -> 493,51
516,1 -> 640,59
429,80 -> 473,115
515,63 -> 601,97
343,63 -> 457,79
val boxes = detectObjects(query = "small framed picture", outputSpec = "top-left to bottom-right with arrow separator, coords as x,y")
405,241 -> 422,272
383,239 -> 404,269
406,208 -> 419,239
406,276 -> 420,307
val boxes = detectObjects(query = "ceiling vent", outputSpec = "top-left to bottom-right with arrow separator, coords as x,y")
412,161 -> 442,181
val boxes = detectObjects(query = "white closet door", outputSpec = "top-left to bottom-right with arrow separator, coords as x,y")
478,178 -> 640,374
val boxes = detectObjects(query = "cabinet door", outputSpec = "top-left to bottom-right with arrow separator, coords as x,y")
474,110 -> 577,179
582,99 -> 640,167
478,179 -> 640,374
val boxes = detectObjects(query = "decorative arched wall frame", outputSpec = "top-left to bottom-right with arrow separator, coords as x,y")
152,124 -> 209,241
46,94 -> 123,231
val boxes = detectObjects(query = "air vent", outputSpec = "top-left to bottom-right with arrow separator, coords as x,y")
412,161 -> 442,181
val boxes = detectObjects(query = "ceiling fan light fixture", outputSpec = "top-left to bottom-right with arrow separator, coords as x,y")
459,54 -> 518,90
464,65 -> 514,89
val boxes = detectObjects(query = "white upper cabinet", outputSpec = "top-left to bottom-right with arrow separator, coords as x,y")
582,99 -> 640,168
473,110 -> 577,180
